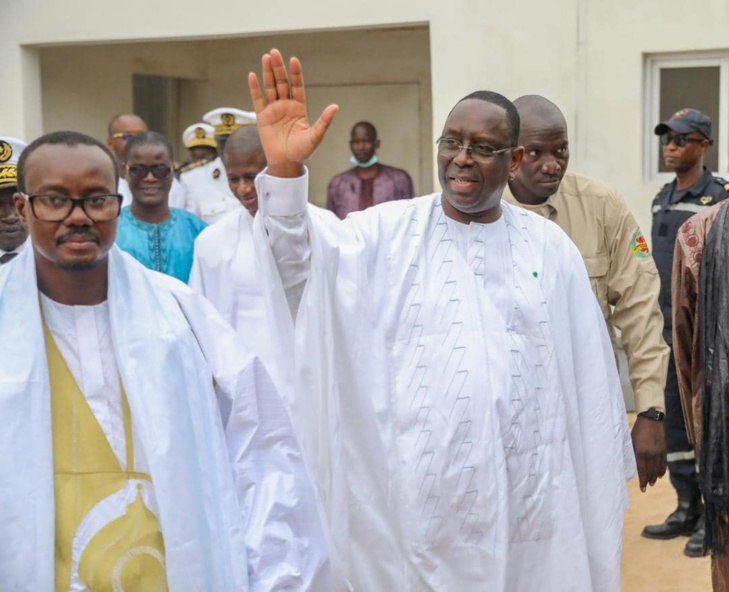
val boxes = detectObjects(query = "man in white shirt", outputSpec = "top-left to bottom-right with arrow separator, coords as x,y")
178,108 -> 254,224
190,124 -> 337,340
247,48 -> 635,592
189,125 -> 348,587
190,127 -> 272,337
0,129 -> 330,591
179,122 -> 218,169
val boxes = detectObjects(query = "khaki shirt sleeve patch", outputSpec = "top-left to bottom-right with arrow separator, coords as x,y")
631,230 -> 651,258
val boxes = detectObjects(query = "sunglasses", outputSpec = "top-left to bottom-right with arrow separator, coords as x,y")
110,132 -> 139,142
127,165 -> 172,181
659,134 -> 707,148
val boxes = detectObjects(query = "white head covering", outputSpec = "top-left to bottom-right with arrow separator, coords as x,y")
182,123 -> 217,149
202,108 -> 256,137
0,137 -> 28,189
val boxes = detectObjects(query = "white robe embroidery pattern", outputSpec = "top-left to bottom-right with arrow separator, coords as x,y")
396,210 -> 560,550
256,172 -> 635,592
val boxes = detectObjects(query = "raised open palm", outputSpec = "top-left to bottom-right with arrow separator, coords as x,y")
248,49 -> 339,176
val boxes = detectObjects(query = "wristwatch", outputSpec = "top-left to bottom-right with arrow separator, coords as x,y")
638,407 -> 665,421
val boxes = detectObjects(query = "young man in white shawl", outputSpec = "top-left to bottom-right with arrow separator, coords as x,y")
189,125 -> 351,588
247,49 -> 636,592
0,130 -> 330,591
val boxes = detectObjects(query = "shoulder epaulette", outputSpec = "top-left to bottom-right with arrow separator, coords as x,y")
179,157 -> 214,175
711,176 -> 729,190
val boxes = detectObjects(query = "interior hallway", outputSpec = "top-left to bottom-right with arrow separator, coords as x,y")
622,414 -> 711,591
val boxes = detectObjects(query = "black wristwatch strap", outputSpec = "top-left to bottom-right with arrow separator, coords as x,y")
638,407 -> 665,421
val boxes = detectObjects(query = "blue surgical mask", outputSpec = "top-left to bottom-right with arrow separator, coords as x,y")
350,154 -> 379,168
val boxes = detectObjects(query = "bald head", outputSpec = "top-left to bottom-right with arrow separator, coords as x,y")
513,95 -> 567,131
509,95 -> 570,204
106,114 -> 149,173
223,127 -> 266,216
223,126 -> 264,160
351,121 -> 377,139
349,121 -> 380,165
108,113 -> 148,138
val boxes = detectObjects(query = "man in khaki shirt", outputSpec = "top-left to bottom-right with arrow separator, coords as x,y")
503,94 -> 669,494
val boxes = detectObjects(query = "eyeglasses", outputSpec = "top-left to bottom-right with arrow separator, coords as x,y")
127,165 -> 173,181
659,134 -> 707,148
436,137 -> 514,162
21,193 -> 122,222
110,132 -> 139,142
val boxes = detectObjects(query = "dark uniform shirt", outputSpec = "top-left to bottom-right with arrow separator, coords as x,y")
652,167 -> 729,344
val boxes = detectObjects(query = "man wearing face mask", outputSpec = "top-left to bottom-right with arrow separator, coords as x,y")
326,121 -> 414,219
0,137 -> 29,263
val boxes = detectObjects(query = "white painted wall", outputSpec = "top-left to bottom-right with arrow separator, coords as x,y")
40,41 -> 207,141
582,0 -> 729,238
35,28 -> 432,204
3,0 -> 729,236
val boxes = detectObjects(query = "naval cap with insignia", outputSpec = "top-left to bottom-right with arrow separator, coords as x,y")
654,108 -> 713,140
182,123 -> 217,149
202,108 -> 256,137
0,137 -> 28,189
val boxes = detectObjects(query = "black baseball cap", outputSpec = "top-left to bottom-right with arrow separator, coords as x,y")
654,108 -> 712,140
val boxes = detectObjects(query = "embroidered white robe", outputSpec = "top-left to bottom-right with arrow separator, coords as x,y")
255,170 -> 635,592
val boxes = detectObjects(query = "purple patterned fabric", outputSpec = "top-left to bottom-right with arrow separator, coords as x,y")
326,165 -> 414,219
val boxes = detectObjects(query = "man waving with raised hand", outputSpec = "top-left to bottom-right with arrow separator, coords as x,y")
249,49 -> 634,591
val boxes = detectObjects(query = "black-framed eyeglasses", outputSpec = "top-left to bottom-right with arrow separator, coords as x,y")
21,193 -> 122,222
659,134 -> 707,148
436,137 -> 514,162
127,165 -> 173,181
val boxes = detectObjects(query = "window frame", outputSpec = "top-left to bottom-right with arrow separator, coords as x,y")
644,51 -> 729,185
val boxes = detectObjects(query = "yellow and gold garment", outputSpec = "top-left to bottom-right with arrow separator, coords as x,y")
45,324 -> 167,591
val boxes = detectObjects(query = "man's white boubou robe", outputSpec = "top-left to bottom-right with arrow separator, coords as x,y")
254,169 -> 636,592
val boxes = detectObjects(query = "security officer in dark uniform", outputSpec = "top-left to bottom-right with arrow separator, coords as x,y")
642,108 -> 729,557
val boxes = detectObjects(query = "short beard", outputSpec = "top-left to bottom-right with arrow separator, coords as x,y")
57,258 -> 104,272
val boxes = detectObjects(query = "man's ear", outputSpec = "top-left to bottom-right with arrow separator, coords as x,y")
13,192 -> 28,225
509,146 -> 525,180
